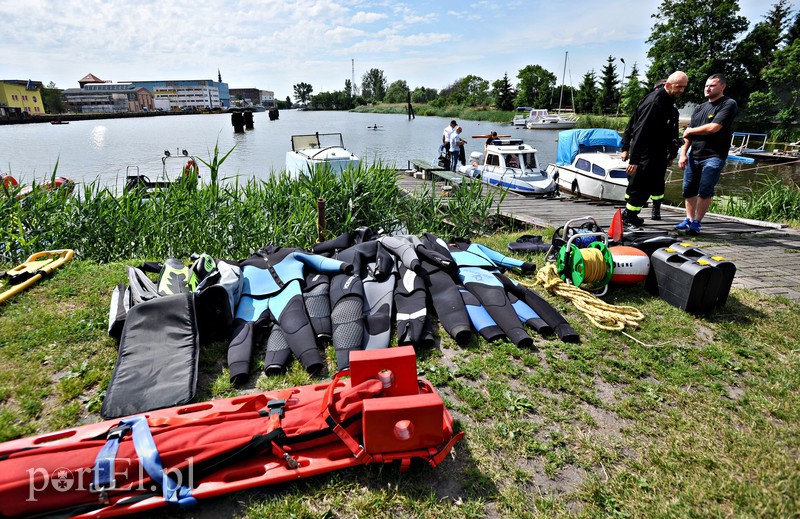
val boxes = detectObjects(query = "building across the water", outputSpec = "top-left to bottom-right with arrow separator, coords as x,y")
229,88 -> 275,108
61,74 -> 155,113
62,73 -> 232,113
3,70 -> 281,116
0,79 -> 46,118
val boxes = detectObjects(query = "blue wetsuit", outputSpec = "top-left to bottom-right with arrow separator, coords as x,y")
229,246 -> 352,383
442,238 -> 536,348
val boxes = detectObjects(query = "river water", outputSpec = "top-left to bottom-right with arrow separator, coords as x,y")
2,110 -> 797,203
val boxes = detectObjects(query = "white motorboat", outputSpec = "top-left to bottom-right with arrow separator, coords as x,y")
524,52 -> 578,130
525,109 -> 577,130
545,129 -> 628,202
125,148 -> 201,193
458,138 -> 557,196
512,106 -> 533,127
285,132 -> 360,178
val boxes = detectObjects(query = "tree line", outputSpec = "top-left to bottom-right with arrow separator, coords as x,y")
286,0 -> 798,136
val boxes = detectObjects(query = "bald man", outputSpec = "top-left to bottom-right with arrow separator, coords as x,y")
622,71 -> 688,228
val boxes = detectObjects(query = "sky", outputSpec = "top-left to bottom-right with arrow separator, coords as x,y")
0,0 -> 788,101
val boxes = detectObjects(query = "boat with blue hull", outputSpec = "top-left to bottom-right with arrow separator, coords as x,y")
458,138 -> 556,196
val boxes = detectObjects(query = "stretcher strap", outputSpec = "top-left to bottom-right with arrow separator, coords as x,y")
92,425 -> 128,501
429,431 -> 465,467
93,416 -> 197,508
321,369 -> 371,462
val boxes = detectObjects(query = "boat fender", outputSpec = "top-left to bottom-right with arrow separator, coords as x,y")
552,170 -> 559,183
571,178 -> 580,196
52,176 -> 75,193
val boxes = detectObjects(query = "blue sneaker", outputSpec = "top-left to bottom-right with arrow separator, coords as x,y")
674,217 -> 691,231
688,220 -> 702,235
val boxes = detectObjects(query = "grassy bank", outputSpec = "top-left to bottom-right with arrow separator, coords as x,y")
711,178 -> 800,228
2,162 -> 799,517
1,234 -> 798,517
1,165 -> 503,264
351,104 -> 629,130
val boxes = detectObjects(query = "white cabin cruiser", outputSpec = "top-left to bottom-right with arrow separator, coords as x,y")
545,129 -> 628,202
512,106 -> 533,127
458,138 -> 556,196
285,132 -> 360,178
525,109 -> 577,130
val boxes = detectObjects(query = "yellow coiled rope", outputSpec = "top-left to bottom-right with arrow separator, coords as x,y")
580,247 -> 607,284
531,263 -> 645,331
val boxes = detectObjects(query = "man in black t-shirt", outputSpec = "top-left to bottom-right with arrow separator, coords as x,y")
675,73 -> 739,235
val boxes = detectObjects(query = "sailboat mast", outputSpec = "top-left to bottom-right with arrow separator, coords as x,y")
558,51 -> 567,114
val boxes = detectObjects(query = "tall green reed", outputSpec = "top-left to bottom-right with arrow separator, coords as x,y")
712,178 -> 800,224
2,160 -> 508,264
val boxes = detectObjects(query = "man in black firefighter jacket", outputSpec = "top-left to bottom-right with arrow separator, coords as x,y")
622,70 -> 688,228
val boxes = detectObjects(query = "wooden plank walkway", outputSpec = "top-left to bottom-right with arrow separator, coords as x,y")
397,170 -> 800,301
396,171 -> 775,235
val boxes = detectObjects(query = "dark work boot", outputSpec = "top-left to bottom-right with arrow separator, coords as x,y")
651,200 -> 662,220
622,209 -> 644,229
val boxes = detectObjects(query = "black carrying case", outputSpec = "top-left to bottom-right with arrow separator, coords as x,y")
101,293 -> 200,419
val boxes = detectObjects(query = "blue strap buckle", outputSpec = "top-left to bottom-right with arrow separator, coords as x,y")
91,424 -> 132,502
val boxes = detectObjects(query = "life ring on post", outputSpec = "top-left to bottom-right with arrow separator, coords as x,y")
183,159 -> 199,179
2,174 -> 19,189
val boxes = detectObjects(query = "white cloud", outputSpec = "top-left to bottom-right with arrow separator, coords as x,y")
0,0 -> 788,97
352,11 -> 388,23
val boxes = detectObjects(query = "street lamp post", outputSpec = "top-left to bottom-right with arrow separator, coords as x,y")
616,58 -> 626,116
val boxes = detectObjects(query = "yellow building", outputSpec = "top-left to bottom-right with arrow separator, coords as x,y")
0,80 -> 46,117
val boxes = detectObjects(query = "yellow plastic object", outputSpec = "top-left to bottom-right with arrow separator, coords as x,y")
0,249 -> 75,304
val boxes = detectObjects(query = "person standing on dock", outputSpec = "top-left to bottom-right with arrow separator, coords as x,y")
449,126 -> 467,172
442,120 -> 457,159
675,73 -> 739,236
621,79 -> 666,220
622,70 -> 688,229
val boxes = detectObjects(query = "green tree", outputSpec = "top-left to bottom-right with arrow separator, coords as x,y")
786,9 -> 800,43
293,82 -> 313,105
759,34 -> 800,139
411,86 -> 438,104
620,63 -> 648,116
41,82 -> 65,114
597,56 -> 619,114
575,71 -> 598,114
646,0 -> 748,104
311,91 -> 334,110
555,85 -> 577,112
456,75 -> 490,106
361,68 -> 387,102
384,80 -> 410,104
492,73 -> 517,111
731,0 -> 792,106
515,65 -> 556,109
342,79 -> 354,110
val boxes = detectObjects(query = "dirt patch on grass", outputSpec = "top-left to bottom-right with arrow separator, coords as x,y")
524,459 -> 589,496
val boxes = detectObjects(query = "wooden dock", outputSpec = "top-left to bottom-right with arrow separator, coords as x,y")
398,168 -> 800,301
396,171 -> 778,235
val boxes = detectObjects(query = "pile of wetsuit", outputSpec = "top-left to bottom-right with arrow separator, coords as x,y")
104,229 -> 580,416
